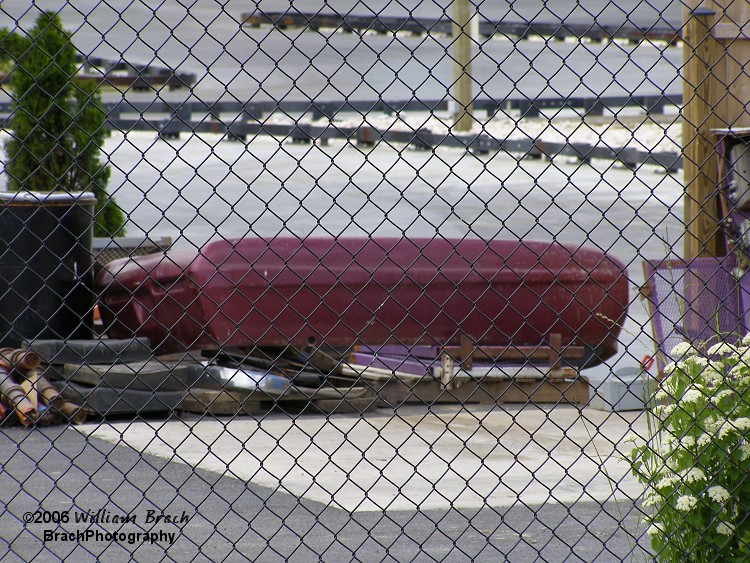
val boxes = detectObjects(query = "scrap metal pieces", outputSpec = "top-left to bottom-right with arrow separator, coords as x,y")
0,347 -> 85,426
0,366 -> 38,426
0,347 -> 41,371
34,375 -> 87,425
25,338 -> 186,418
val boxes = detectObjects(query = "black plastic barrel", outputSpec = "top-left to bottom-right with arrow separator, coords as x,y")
0,191 -> 97,347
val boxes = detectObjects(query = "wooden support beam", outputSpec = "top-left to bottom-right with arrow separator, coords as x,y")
681,0 -> 750,258
451,0 -> 474,132
445,333 -> 585,366
682,7 -> 724,258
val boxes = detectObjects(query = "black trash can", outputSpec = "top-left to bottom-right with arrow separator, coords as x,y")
0,191 -> 97,347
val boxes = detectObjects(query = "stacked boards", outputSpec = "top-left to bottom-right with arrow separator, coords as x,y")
26,339 -> 186,416
25,339 -> 377,417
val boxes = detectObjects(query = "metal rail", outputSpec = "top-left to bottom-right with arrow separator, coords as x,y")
0,95 -> 681,170
242,11 -> 681,45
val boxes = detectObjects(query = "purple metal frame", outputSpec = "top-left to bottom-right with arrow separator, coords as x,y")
643,255 -> 746,373
643,129 -> 750,373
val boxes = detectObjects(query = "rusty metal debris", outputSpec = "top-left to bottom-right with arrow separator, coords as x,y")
0,347 -> 85,426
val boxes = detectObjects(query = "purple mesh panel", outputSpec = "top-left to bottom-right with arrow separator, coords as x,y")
643,255 -> 745,372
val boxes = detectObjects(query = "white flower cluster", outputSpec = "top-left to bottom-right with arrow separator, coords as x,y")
716,522 -> 734,536
655,474 -> 680,490
702,368 -> 724,387
719,423 -> 735,440
710,389 -> 735,405
675,494 -> 698,512
681,389 -> 704,406
632,335 -> 750,550
707,342 -> 737,356
642,490 -> 660,508
671,342 -> 698,358
653,404 -> 676,418
718,418 -> 750,439
707,485 -> 731,503
729,364 -> 750,380
657,436 -> 677,456
681,467 -> 706,484
684,356 -> 709,369
653,389 -> 668,402
623,432 -> 639,444
704,418 -> 722,434
680,435 -> 696,449
656,468 -> 706,488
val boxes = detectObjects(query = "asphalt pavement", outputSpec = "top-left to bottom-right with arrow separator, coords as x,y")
0,416 -> 653,562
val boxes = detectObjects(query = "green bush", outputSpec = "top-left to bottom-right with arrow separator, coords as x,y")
630,339 -> 750,562
2,12 -> 125,237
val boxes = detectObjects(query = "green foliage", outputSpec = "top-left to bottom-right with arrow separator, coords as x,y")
629,340 -> 750,562
3,12 -> 125,237
0,27 -> 26,63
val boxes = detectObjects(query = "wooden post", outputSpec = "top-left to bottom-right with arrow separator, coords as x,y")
682,1 -> 750,258
452,0 -> 474,132
682,7 -> 723,258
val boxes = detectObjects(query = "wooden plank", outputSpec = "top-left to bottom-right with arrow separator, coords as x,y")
344,361 -> 576,383
374,376 -> 588,406
180,389 -> 262,416
715,2 -> 750,128
682,6 -> 724,258
548,333 -> 562,371
451,0 -> 474,132
60,361 -> 187,391
341,364 -> 426,382
442,344 -> 585,362
459,334 -> 474,370
180,385 -> 376,416
712,22 -> 750,40
454,365 -> 577,382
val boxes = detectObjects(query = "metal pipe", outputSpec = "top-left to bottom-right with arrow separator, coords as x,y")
0,348 -> 41,372
56,400 -> 86,425
35,406 -> 55,426
0,367 -> 37,426
34,375 -> 86,424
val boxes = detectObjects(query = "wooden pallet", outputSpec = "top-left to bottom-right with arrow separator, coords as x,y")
372,374 -> 588,406
342,333 -> 589,406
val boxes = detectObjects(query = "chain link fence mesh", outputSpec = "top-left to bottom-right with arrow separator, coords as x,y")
0,0 -> 745,561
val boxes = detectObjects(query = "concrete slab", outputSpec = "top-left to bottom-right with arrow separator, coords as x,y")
77,404 -> 648,513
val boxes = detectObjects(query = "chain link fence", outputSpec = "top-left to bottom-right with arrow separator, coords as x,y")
0,0 -> 746,561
